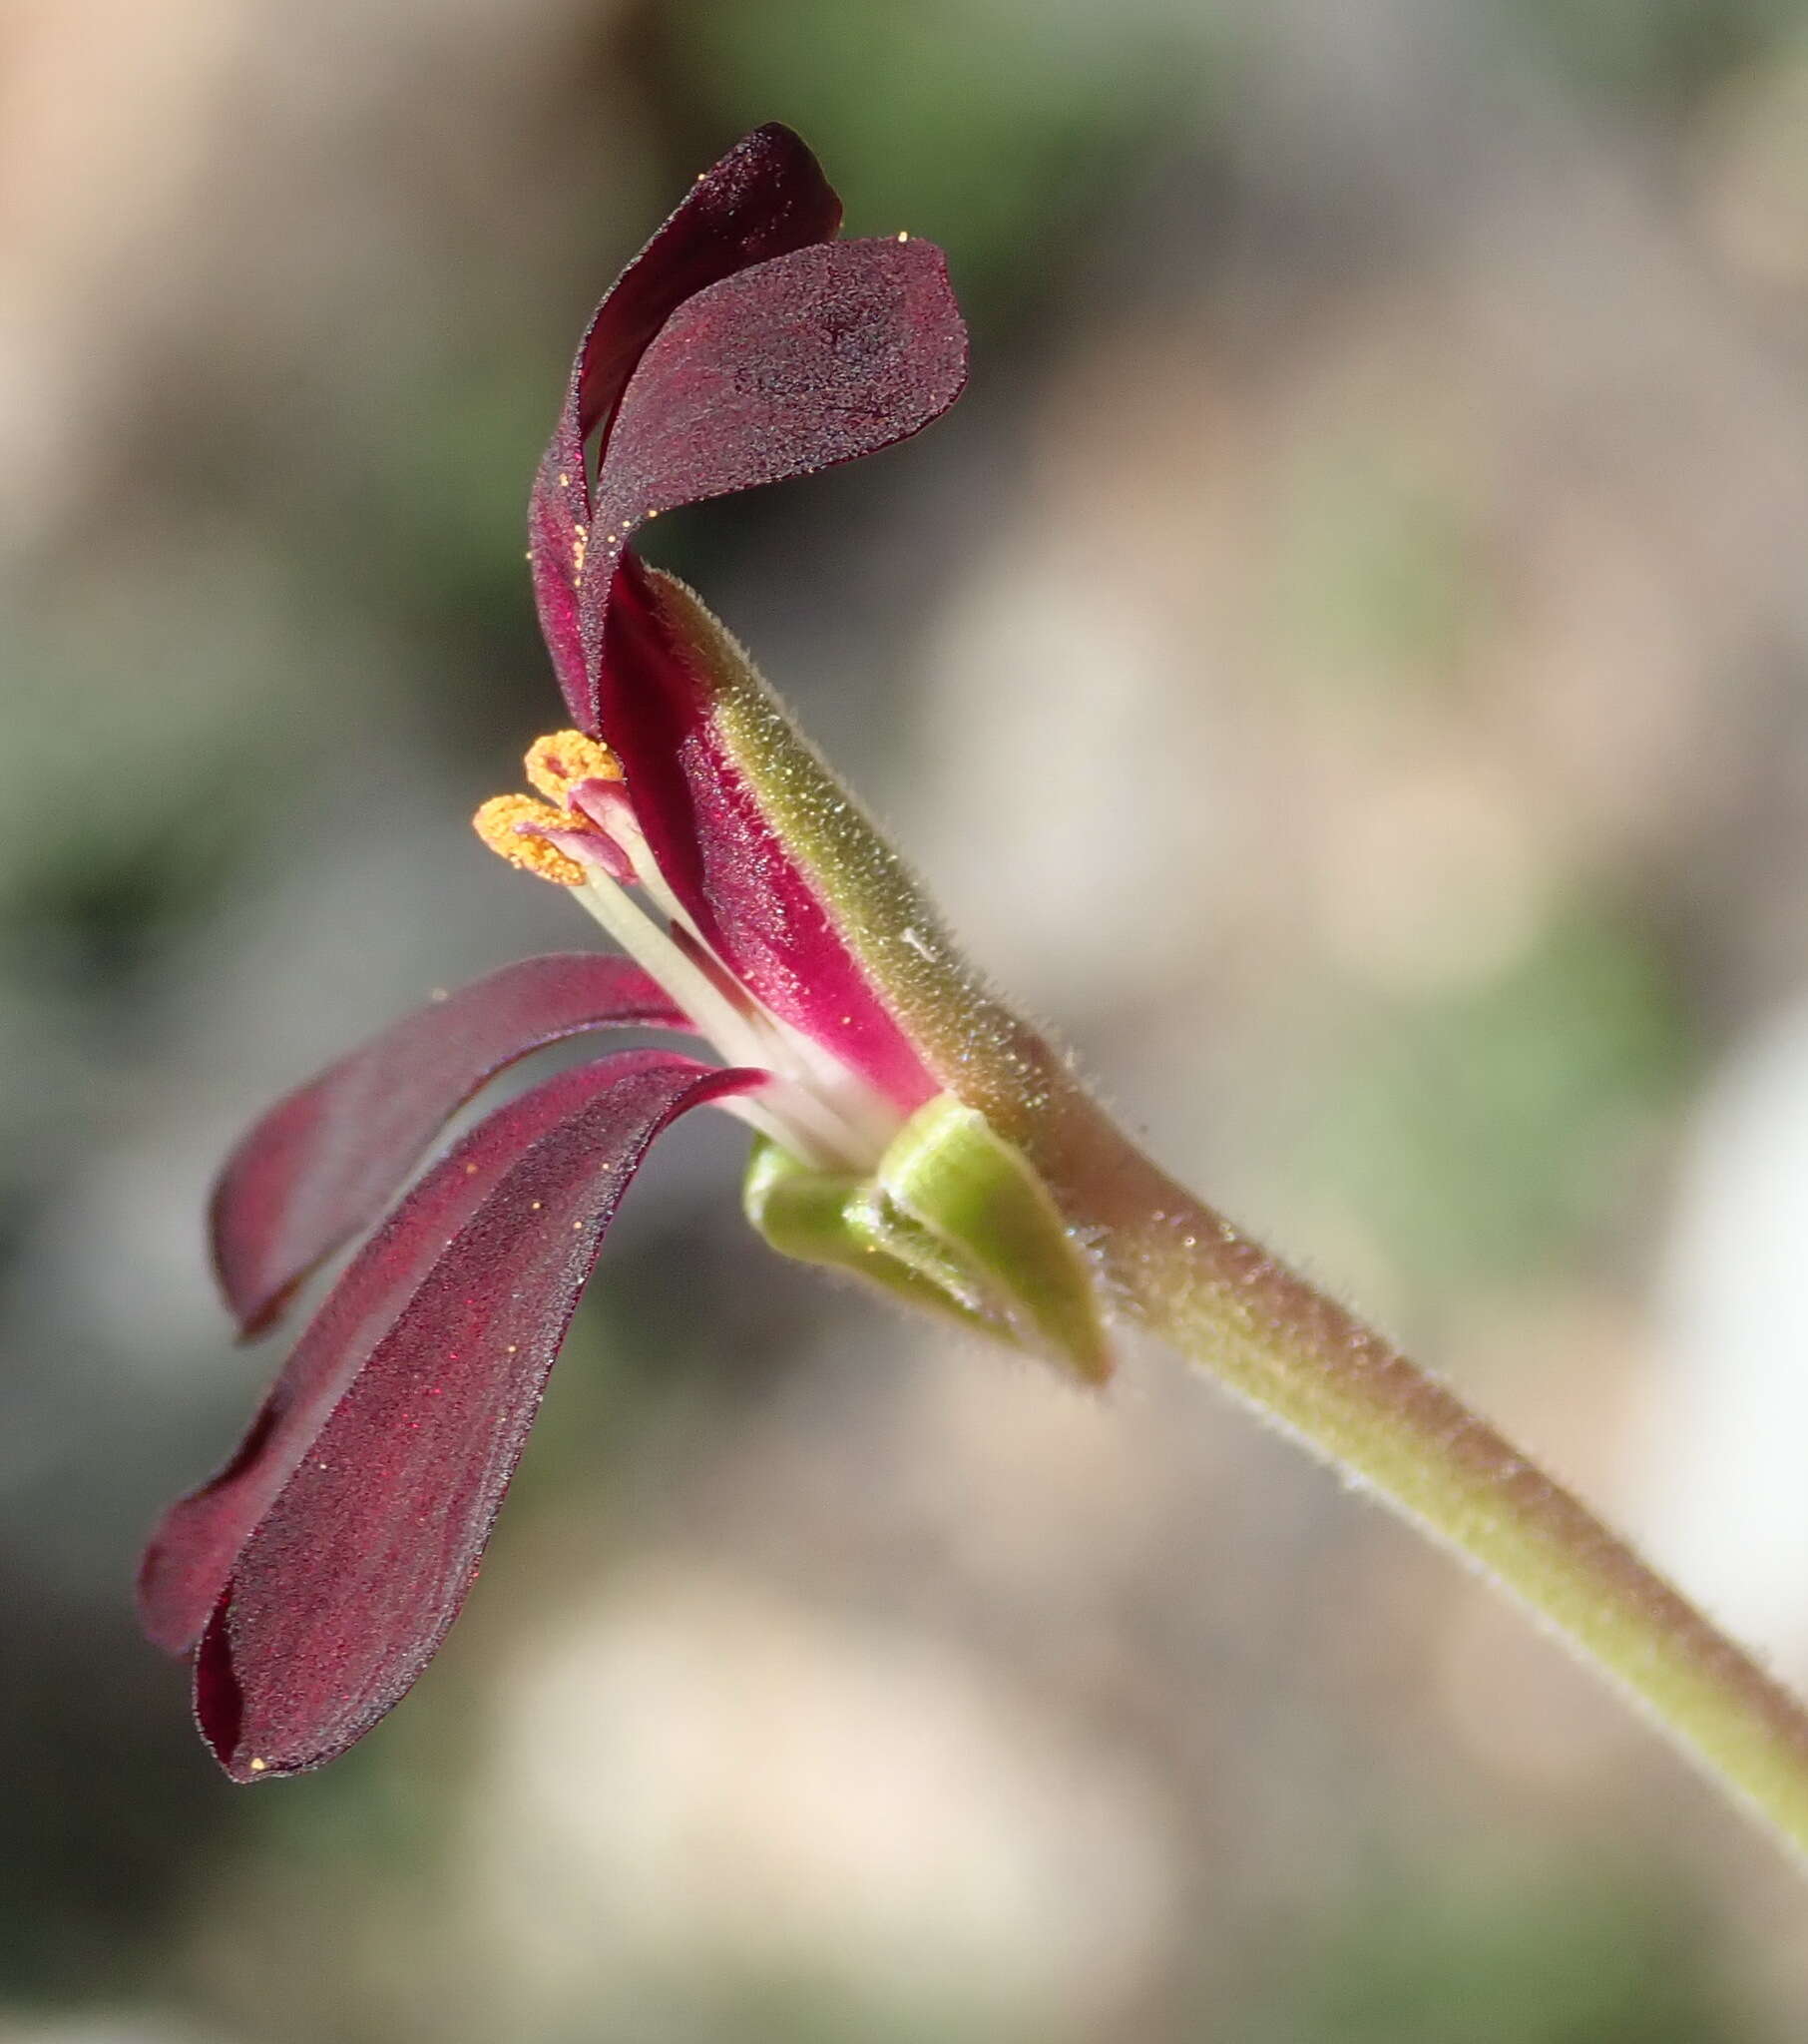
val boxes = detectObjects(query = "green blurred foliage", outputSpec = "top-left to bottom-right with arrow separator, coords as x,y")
1256,1865 -> 1740,2044
1314,912 -> 1693,1289
1277,433 -> 1497,695
1512,0 -> 1807,108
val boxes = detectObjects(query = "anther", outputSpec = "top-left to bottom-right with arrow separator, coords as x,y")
472,795 -> 589,886
524,730 -> 624,805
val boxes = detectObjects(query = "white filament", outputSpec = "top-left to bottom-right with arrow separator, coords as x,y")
568,870 -> 890,1175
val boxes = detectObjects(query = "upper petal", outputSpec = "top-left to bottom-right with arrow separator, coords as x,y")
189,1049 -> 757,1782
211,952 -> 689,1339
572,126 -> 844,443
572,237 -> 969,709
532,124 -> 843,728
604,237 -> 968,521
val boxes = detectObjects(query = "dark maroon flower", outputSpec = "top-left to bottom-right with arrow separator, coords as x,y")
134,126 -> 1808,1877
143,126 -> 1106,1783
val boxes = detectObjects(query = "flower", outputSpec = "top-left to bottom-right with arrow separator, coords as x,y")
134,131 -> 1808,1870
141,126 -> 1109,1783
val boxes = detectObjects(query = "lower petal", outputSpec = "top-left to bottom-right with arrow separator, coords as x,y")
184,1051 -> 757,1781
143,1048 -> 732,1658
212,952 -> 690,1337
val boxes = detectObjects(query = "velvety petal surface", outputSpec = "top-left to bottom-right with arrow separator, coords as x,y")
532,124 -> 842,727
601,237 -> 967,525
211,953 -> 689,1338
572,237 -> 968,717
163,1052 -> 758,1780
600,559 -> 940,1116
146,1049 -> 729,1657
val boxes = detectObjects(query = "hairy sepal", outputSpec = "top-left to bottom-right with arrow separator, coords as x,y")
616,568 -> 1050,1106
743,1097 -> 1113,1384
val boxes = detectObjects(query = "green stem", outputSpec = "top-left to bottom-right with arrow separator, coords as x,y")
1012,1085 -> 1808,1864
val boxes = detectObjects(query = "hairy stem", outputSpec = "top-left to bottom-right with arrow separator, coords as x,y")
1021,1086 -> 1808,1864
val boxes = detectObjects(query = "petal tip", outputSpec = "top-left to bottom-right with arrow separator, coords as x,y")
195,1599 -> 336,1784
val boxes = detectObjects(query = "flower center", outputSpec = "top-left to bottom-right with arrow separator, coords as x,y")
474,732 -> 902,1174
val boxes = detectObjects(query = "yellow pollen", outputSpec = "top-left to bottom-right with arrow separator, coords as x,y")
524,729 -> 624,805
247,1757 -> 268,1774
472,794 -> 587,886
558,471 -> 571,487
572,525 -> 588,575
897,230 -> 909,242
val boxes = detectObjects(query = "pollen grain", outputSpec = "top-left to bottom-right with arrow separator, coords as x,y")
472,794 -> 587,886
524,729 -> 624,804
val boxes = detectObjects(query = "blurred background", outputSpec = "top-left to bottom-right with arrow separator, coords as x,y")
5,0 -> 1808,2035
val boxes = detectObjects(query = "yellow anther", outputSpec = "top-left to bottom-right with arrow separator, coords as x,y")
472,794 -> 588,886
524,729 -> 624,805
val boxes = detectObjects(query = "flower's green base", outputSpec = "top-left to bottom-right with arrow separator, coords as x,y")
744,1093 -> 1112,1381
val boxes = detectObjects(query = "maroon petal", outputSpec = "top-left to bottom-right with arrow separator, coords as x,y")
211,953 -> 690,1339
570,238 -> 969,730
532,124 -> 842,727
600,237 -> 968,555
598,558 -> 939,1116
186,1050 -> 757,1781
147,1050 -> 721,1657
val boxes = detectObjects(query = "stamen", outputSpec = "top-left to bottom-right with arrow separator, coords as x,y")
476,732 -> 904,1175
472,795 -> 589,886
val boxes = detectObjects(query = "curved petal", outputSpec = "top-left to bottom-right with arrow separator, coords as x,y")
147,1049 -> 735,1656
575,126 -> 843,443
211,953 -> 691,1338
533,124 -> 842,728
600,237 -> 969,554
600,559 -> 942,1116
571,238 -> 969,731
186,1050 -> 758,1781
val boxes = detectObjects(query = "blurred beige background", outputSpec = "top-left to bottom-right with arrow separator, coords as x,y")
5,0 -> 1808,2036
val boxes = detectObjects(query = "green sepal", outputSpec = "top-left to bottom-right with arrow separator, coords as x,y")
877,1095 -> 1113,1382
742,1096 -> 1114,1384
742,1137 -> 1009,1342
